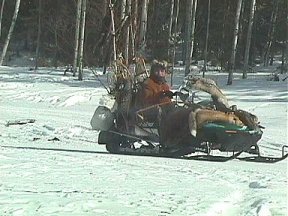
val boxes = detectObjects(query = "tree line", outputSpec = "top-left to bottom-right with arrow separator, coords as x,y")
0,0 -> 287,84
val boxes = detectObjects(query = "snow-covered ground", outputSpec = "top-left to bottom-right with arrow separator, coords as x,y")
0,65 -> 287,216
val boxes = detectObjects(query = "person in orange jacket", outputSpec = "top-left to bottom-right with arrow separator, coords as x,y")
135,60 -> 174,122
141,60 -> 172,105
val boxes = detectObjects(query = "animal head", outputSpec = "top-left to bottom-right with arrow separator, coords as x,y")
184,76 -> 218,91
229,114 -> 244,126
250,113 -> 259,125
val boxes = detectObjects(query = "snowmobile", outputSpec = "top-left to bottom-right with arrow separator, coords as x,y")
91,61 -> 288,163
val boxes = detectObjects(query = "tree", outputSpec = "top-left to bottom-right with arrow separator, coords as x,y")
34,0 -> 42,70
123,0 -> 130,65
203,0 -> 211,77
0,0 -> 5,38
184,0 -> 198,76
168,0 -> 175,42
78,0 -> 87,81
52,1 -> 60,68
130,0 -> 138,58
109,0 -> 116,63
73,0 -> 82,76
183,0 -> 193,66
263,0 -> 279,66
138,0 -> 149,54
0,0 -> 286,77
227,0 -> 242,85
286,3 -> 288,72
219,1 -> 231,70
167,0 -> 175,59
242,0 -> 256,79
0,0 -> 21,65
170,0 -> 179,86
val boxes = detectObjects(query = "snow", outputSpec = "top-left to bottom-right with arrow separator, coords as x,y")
0,64 -> 287,216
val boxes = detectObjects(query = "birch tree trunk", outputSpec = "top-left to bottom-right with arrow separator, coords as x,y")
173,0 -> 179,42
0,0 -> 5,38
263,0 -> 279,66
35,0 -> 42,70
124,0 -> 131,65
184,0 -> 198,76
167,0 -> 175,58
130,0 -> 138,57
138,0 -> 149,54
171,0 -> 180,62
0,0 -> 21,66
168,0 -> 174,39
242,0 -> 256,79
183,0 -> 192,65
78,0 -> 87,81
285,8 -> 288,72
120,0 -> 126,20
227,0 -> 242,85
109,0 -> 117,63
73,0 -> 82,76
203,0 -> 211,77
53,24 -> 59,68
129,25 -> 135,58
220,0 -> 230,70
170,0 -> 179,86
280,6 -> 288,73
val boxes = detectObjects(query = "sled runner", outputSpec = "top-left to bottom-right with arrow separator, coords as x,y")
91,59 -> 288,163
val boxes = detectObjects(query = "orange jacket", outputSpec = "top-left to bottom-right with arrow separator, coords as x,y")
136,76 -> 171,109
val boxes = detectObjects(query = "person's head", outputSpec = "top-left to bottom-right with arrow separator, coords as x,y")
150,60 -> 168,83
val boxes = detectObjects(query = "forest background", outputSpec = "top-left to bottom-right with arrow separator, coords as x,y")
0,0 -> 287,84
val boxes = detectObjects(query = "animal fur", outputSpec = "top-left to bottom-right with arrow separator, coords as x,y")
133,57 -> 149,83
159,107 -> 194,147
111,58 -> 134,131
186,76 -> 230,111
234,109 -> 259,129
195,109 -> 244,129
187,108 -> 244,138
159,106 -> 244,147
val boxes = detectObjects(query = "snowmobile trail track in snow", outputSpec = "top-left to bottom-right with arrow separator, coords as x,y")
1,145 -> 287,163
0,145 -> 237,162
0,145 -> 110,155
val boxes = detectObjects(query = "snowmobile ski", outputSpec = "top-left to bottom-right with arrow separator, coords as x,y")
181,151 -> 244,162
236,145 -> 288,163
